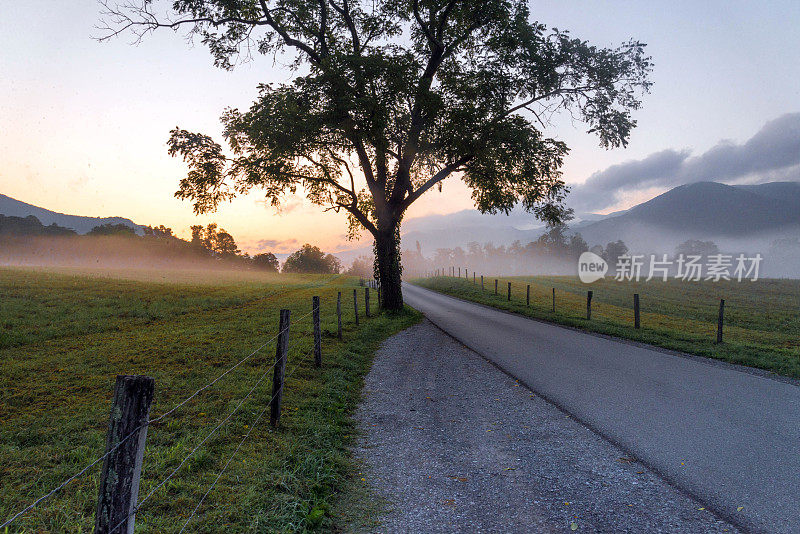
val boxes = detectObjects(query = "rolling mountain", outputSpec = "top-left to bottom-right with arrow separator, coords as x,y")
0,194 -> 144,235
575,181 -> 800,249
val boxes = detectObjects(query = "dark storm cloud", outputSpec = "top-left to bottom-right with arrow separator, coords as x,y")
569,112 -> 800,213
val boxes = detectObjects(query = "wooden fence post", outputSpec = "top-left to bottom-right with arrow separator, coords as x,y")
717,299 -> 725,343
494,279 -> 498,295
552,288 -> 555,312
586,290 -> 593,320
313,296 -> 322,368
473,272 -> 476,284
94,375 -> 155,534
634,294 -> 640,329
353,289 -> 359,326
365,288 -> 371,317
507,282 -> 511,301
526,284 -> 530,306
458,267 -> 461,277
336,292 -> 342,339
481,275 -> 484,290
270,309 -> 290,427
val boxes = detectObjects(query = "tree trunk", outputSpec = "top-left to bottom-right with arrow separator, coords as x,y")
374,223 -> 403,311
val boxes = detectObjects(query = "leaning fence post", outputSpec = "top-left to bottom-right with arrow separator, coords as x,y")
365,287 -> 371,317
353,289 -> 359,325
94,375 -> 155,534
634,294 -> 640,329
507,282 -> 511,301
526,284 -> 530,306
716,299 -> 725,343
336,292 -> 342,339
313,296 -> 322,367
586,290 -> 593,320
270,309 -> 290,427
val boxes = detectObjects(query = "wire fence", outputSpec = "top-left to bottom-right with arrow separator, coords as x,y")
422,267 -> 739,344
1,282 -> 382,532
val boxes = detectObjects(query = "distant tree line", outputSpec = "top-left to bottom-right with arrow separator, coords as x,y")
0,214 -> 78,236
0,215 -> 340,274
400,224 -> 631,276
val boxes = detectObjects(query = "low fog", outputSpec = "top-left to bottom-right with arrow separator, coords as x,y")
398,226 -> 800,279
0,235 -> 263,274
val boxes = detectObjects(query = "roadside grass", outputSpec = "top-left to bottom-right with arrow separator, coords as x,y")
0,267 -> 420,532
413,275 -> 800,379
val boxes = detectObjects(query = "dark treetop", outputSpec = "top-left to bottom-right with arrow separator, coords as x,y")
100,0 -> 651,308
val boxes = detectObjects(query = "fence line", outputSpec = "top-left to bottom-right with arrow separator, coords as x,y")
178,344 -> 316,532
425,270 -> 730,343
0,284 -> 378,532
0,318 -> 295,531
2,286 -> 375,531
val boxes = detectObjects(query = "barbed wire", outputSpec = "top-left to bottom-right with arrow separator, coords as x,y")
178,345 -> 315,532
2,295 -> 331,529
1,311 -> 307,529
108,359 -> 279,533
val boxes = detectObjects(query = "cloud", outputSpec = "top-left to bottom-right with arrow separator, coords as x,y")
569,112 -> 800,213
255,238 -> 298,252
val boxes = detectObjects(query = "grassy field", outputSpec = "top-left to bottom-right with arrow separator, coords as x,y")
414,274 -> 800,379
0,266 -> 420,533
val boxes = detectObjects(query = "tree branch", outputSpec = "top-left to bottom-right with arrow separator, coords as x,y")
400,156 -> 472,211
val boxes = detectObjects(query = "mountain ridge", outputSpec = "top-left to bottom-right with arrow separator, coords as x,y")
0,194 -> 144,235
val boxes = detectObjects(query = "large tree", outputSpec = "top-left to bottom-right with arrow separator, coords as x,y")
101,0 -> 651,309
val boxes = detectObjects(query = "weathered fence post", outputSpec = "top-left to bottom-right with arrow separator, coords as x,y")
353,289 -> 359,325
473,272 -> 476,284
336,292 -> 342,339
94,375 -> 155,534
717,299 -> 725,343
507,282 -> 511,301
458,267 -> 461,277
494,279 -> 498,295
481,275 -> 484,290
365,288 -> 371,317
526,284 -> 530,306
552,288 -> 555,312
313,296 -> 321,368
270,309 -> 290,427
586,290 -> 593,320
634,293 -> 640,329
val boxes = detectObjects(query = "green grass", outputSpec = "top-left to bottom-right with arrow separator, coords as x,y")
0,266 -> 420,533
413,274 -> 800,379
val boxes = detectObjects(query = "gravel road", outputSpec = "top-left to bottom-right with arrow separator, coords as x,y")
352,320 -> 740,533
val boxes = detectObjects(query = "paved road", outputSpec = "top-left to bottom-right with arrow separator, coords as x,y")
403,283 -> 800,534
353,321 -> 739,533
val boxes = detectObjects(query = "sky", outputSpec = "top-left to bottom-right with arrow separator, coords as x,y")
1,0 -> 799,254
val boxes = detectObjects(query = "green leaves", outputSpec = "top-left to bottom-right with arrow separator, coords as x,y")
128,0 -> 652,232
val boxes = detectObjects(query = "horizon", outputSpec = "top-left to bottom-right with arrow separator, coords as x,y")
2,1 -> 799,255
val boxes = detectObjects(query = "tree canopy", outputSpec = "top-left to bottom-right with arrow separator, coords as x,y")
282,244 -> 342,273
101,0 -> 652,308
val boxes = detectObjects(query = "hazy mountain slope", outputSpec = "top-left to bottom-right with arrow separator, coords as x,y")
0,194 -> 144,234
576,181 -> 800,250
